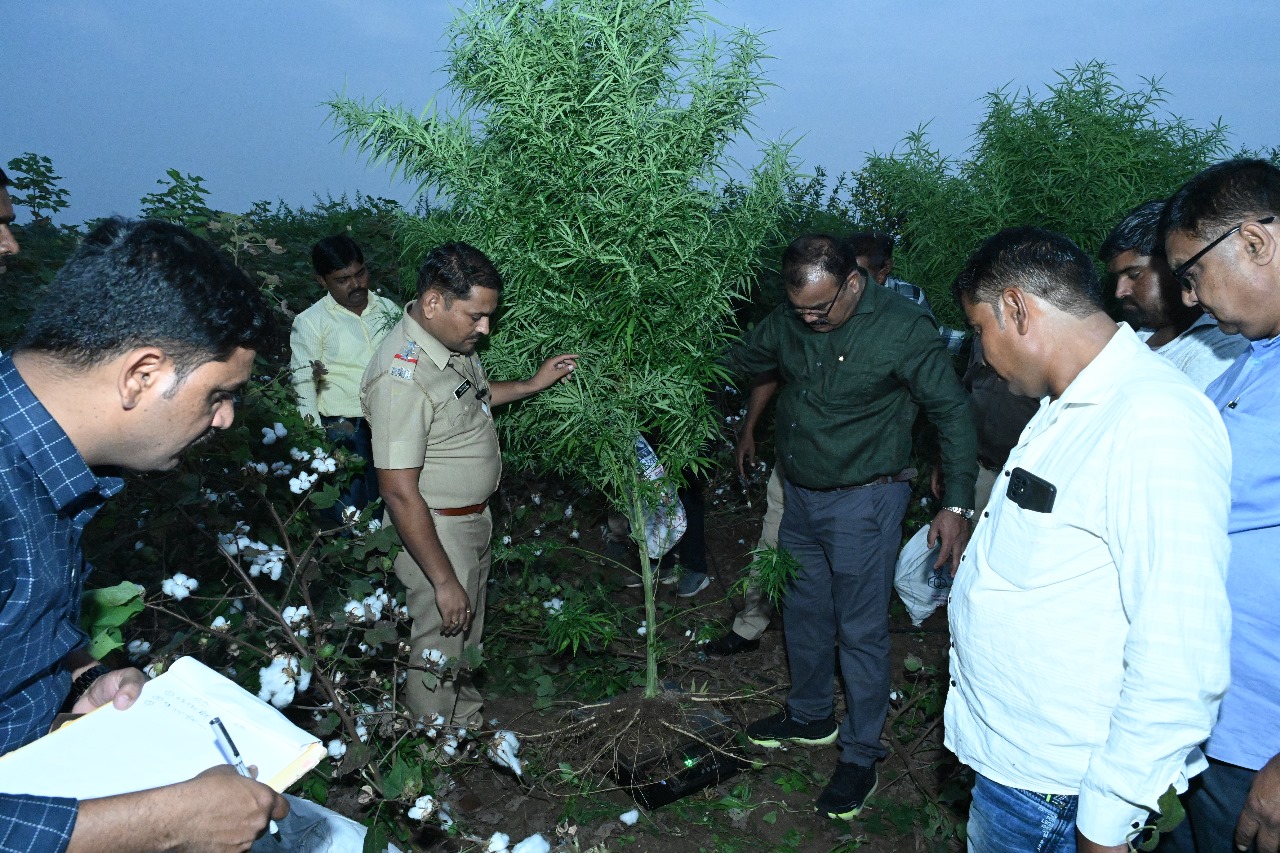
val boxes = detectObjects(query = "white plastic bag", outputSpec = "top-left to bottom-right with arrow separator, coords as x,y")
893,524 -> 951,626
634,436 -> 686,561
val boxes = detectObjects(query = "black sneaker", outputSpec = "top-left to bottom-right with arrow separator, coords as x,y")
816,761 -> 878,820
705,631 -> 760,656
746,709 -> 838,748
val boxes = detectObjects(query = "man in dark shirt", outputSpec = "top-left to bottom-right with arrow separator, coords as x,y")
730,234 -> 977,819
0,216 -> 295,852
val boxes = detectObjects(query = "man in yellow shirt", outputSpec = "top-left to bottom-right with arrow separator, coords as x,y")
289,235 -> 401,512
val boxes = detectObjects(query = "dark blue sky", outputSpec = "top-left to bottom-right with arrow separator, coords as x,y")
5,1 -> 1276,224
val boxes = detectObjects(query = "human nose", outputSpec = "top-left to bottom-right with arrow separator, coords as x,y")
1182,286 -> 1200,308
1114,276 -> 1134,300
0,225 -> 19,259
476,316 -> 490,336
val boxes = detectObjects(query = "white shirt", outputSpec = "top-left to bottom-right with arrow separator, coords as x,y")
1136,313 -> 1248,390
944,324 -> 1232,846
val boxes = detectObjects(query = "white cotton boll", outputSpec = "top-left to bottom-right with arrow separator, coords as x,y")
487,730 -> 523,777
511,834 -> 551,853
531,494 -> 542,506
563,505 -> 574,519
211,616 -> 229,631
406,794 -> 436,821
636,621 -> 647,637
261,427 -> 278,446
161,573 -> 199,600
501,535 -> 512,546
355,723 -> 368,742
570,529 -> 580,540
533,549 -> 542,557
271,461 -> 292,477
487,832 -> 511,852
289,447 -> 312,462
288,471 -> 317,494
533,527 -> 542,537
143,662 -> 161,678
619,809 -> 640,826
327,739 -> 347,759
257,656 -> 308,709
272,422 -> 287,438
542,598 -> 564,615
341,505 -> 360,524
440,735 -> 459,757
422,648 -> 447,670
127,639 -> 152,657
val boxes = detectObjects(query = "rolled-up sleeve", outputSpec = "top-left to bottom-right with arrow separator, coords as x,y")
0,793 -> 77,853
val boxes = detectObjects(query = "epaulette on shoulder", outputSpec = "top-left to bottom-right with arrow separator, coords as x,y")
389,340 -> 420,381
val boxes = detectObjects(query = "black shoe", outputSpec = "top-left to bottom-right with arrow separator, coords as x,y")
705,631 -> 760,656
816,761 -> 878,820
746,709 -> 838,748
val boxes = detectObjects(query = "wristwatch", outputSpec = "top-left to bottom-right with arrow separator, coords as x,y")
67,663 -> 112,709
941,506 -> 975,520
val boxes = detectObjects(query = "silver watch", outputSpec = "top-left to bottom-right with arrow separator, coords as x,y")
942,505 -> 975,520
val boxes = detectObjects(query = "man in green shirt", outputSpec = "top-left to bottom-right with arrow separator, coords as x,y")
733,234 -> 977,820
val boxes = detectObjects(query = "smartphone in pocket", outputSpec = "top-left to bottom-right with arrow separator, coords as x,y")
1007,467 -> 1056,513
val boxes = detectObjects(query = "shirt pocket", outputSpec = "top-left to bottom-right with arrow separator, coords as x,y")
823,355 -> 898,404
984,494 -> 1097,590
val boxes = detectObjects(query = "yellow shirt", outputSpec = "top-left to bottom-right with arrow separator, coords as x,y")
289,292 -> 402,421
360,313 -> 502,508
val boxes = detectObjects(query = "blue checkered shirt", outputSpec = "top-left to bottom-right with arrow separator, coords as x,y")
0,352 -> 123,851
885,277 -> 967,354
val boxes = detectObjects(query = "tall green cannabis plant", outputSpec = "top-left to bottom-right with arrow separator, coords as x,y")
328,0 -> 792,696
862,61 -> 1230,328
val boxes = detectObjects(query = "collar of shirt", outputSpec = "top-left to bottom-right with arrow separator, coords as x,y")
400,308 -> 467,372
1031,324 -> 1138,430
0,354 -> 122,512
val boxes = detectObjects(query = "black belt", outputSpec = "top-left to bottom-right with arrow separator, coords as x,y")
804,467 -> 917,493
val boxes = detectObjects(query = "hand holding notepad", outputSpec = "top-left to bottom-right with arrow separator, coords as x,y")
0,656 -> 326,799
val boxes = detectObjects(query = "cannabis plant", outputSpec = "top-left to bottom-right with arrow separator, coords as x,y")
328,0 -> 791,695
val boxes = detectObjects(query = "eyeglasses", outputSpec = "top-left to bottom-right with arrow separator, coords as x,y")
790,277 -> 849,324
1172,216 -> 1275,291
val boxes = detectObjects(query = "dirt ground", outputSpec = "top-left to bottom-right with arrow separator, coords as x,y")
397,493 -> 966,853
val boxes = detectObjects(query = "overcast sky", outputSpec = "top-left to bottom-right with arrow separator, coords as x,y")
4,1 -> 1276,225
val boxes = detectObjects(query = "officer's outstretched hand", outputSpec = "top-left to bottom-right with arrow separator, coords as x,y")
529,354 -> 579,391
436,578 -> 472,637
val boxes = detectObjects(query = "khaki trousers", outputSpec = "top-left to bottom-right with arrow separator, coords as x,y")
394,508 -> 492,726
730,464 -> 785,641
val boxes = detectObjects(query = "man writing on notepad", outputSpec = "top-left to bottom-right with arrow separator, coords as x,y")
0,204 -> 370,851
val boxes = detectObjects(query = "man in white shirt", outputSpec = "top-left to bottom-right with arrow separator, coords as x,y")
1099,200 -> 1246,389
289,235 -> 401,512
944,226 -> 1232,852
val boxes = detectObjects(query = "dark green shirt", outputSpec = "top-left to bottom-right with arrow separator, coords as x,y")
728,282 -> 977,507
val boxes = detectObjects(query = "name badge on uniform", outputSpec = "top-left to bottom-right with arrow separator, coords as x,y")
453,379 -> 472,399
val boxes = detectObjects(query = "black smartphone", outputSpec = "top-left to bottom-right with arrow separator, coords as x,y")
1007,467 -> 1056,513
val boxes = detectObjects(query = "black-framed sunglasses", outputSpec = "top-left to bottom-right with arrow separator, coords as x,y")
790,276 -> 849,324
1172,216 -> 1275,291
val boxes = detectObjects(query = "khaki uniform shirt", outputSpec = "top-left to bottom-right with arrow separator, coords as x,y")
360,312 -> 501,508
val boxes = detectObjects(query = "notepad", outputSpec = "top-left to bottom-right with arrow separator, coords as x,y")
0,656 -> 326,799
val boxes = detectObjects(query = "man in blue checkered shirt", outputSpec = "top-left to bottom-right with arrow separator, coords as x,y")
0,194 -> 314,851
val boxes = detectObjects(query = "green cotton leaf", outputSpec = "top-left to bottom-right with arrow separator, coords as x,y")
308,483 -> 341,509
362,622 -> 398,648
80,582 -> 146,651
380,756 -> 418,800
904,655 -> 924,673
85,626 -> 124,660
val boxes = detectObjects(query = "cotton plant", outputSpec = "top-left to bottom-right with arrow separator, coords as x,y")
486,730 -> 523,777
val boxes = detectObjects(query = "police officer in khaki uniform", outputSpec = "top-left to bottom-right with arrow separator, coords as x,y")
361,242 -> 576,726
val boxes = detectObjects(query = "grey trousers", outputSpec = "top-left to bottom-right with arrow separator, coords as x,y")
779,478 -> 911,767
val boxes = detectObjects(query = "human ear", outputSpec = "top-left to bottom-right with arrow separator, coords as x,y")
1242,219 -> 1278,267
1003,288 -> 1031,334
118,348 -> 170,410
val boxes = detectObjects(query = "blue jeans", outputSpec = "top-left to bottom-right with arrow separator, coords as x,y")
969,774 -> 1078,853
